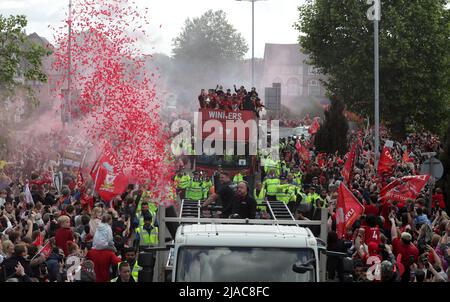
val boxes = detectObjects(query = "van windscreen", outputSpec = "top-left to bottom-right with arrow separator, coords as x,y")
175,247 -> 316,282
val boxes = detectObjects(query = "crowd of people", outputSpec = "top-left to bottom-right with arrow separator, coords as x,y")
0,127 -> 165,282
1,103 -> 449,282
254,128 -> 449,282
197,84 -> 265,117
172,123 -> 449,282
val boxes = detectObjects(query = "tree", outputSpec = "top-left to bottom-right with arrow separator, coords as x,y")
295,0 -> 450,139
0,15 -> 50,97
315,97 -> 349,155
171,10 -> 248,101
439,122 -> 450,213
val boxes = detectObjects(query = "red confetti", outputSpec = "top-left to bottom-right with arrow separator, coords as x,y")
51,0 -> 175,204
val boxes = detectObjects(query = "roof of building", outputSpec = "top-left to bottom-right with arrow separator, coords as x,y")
263,43 -> 308,66
27,32 -> 54,50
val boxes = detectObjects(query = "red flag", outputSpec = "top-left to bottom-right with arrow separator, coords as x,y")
295,140 -> 310,162
32,232 -> 44,247
378,146 -> 396,176
379,175 -> 430,207
336,183 -> 365,238
341,143 -> 357,184
76,169 -> 86,195
93,155 -> 129,202
308,117 -> 320,134
317,153 -> 325,168
38,240 -> 52,259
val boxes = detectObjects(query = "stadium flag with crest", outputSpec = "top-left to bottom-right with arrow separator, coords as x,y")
89,155 -> 128,202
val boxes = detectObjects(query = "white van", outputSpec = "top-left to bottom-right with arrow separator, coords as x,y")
171,223 -> 322,282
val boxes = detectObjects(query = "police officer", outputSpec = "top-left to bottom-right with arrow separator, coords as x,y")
185,171 -> 204,201
174,171 -> 191,200
263,169 -> 280,201
134,214 -> 159,251
201,174 -> 213,200
292,166 -> 303,189
275,177 -> 296,209
253,182 -> 267,218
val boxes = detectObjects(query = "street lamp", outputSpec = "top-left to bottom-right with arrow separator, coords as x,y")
367,0 -> 381,170
236,0 -> 266,88
66,0 -> 73,126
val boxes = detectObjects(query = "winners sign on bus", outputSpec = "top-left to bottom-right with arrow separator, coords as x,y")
198,109 -> 257,142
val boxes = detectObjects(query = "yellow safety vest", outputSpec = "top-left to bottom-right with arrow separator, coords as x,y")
275,184 -> 295,205
136,226 -> 159,247
264,178 -> 280,196
233,174 -> 244,184
294,172 -> 303,188
185,180 -> 203,201
202,180 -> 213,199
253,188 -> 266,211
175,175 -> 191,189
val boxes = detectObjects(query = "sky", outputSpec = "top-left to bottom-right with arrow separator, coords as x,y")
1,0 -> 306,58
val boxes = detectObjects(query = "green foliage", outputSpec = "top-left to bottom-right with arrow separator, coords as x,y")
0,14 -> 51,94
295,0 -> 450,139
173,10 -> 248,62
315,97 -> 349,155
171,10 -> 248,97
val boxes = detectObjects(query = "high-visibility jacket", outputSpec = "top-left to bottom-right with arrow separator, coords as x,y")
314,196 -> 327,208
306,192 -> 320,205
293,172 -> 303,188
253,188 -> 267,211
112,261 -> 140,282
136,191 -> 158,213
185,180 -> 203,201
136,226 -> 159,247
202,179 -> 213,199
233,173 -> 244,184
175,175 -> 191,189
264,158 -> 280,175
275,184 -> 296,205
136,209 -> 157,228
287,184 -> 300,199
297,192 -> 307,204
263,178 -> 280,196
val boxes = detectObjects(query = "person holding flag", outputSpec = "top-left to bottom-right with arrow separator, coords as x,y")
335,183 -> 365,239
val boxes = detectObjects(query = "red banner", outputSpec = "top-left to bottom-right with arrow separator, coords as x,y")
379,175 -> 430,207
308,117 -> 320,134
336,183 -> 365,238
199,109 -> 257,142
341,143 -> 357,184
90,154 -> 128,202
378,146 -> 396,176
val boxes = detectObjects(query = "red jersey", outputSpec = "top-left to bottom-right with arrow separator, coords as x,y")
364,226 -> 381,245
